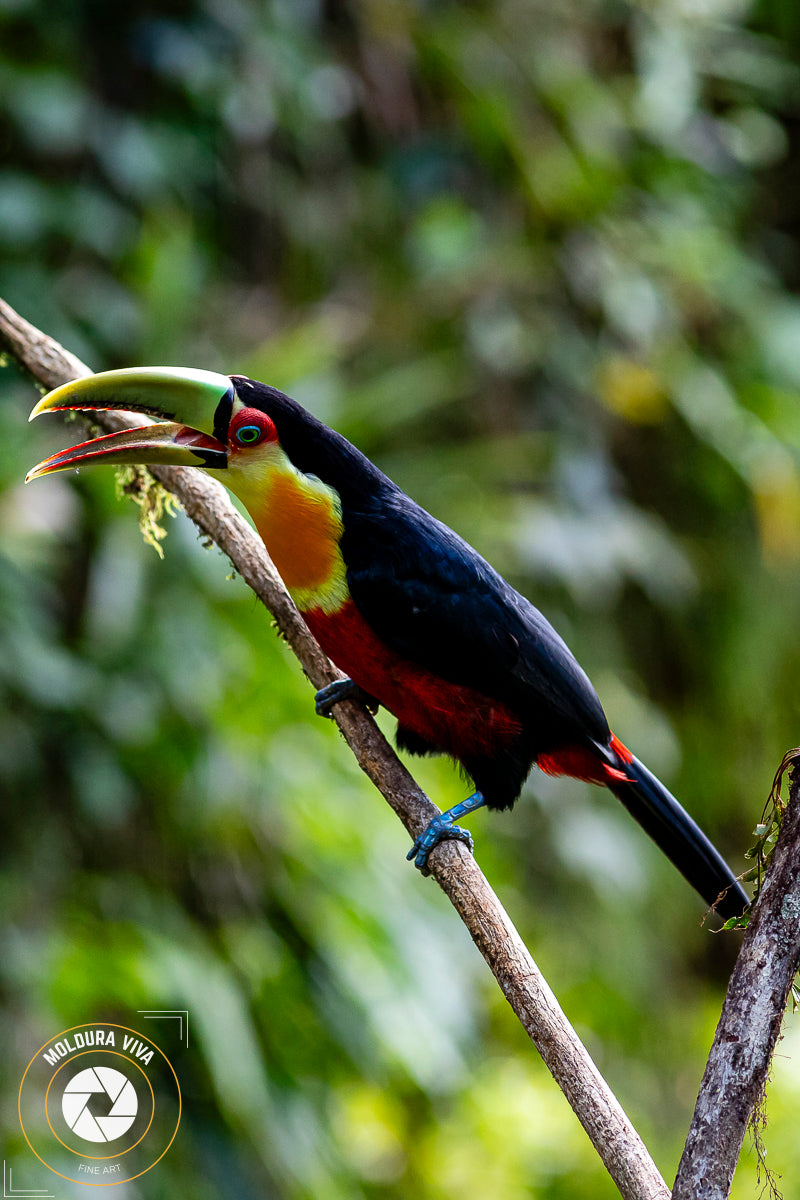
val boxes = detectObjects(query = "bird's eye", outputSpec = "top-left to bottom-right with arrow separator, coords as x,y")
229,406 -> 276,448
235,424 -> 264,446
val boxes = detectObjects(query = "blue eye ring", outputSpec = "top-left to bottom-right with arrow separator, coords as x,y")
235,424 -> 264,446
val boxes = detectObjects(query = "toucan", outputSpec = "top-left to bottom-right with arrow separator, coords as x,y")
26,368 -> 749,920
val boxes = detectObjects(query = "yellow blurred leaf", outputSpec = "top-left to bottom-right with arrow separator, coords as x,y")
752,456 -> 800,564
596,356 -> 668,424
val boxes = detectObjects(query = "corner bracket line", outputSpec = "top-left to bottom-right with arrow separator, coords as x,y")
3,1161 -> 54,1198
137,1009 -> 189,1047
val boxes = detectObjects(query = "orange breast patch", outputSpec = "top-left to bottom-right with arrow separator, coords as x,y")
252,468 -> 348,607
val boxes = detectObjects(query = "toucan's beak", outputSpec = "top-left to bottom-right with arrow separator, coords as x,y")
25,367 -> 235,482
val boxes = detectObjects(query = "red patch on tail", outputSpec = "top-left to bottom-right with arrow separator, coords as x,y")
538,732 -> 633,785
609,733 -> 634,764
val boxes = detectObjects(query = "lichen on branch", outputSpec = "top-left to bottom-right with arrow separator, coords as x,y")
115,465 -> 183,558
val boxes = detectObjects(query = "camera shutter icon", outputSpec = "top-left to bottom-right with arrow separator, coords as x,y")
61,1066 -> 138,1143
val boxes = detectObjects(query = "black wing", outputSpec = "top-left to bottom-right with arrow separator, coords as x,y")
340,488 -> 610,749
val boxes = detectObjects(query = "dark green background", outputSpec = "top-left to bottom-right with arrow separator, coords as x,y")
2,1 -> 800,1195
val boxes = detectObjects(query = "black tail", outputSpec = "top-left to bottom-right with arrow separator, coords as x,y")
607,753 -> 749,921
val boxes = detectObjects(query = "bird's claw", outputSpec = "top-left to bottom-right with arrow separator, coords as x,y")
315,678 -> 378,718
407,817 -> 475,872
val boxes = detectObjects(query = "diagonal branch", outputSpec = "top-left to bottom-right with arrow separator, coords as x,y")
673,750 -> 800,1200
1,296 -> 669,1200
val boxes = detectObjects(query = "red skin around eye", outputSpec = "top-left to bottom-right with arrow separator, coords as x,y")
230,407 -> 278,444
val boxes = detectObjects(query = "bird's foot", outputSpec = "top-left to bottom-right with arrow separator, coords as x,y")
407,817 -> 474,873
315,678 -> 379,718
407,791 -> 486,873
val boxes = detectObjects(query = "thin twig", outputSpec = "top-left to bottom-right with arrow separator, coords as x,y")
673,749 -> 800,1200
1,296 -> 669,1200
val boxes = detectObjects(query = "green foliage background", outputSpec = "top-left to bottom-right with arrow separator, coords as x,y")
2,0 -> 800,1195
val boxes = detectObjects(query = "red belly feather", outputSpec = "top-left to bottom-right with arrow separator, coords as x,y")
303,600 -> 523,761
303,600 -> 630,788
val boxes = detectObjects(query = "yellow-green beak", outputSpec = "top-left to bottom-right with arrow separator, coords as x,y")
26,367 -> 236,482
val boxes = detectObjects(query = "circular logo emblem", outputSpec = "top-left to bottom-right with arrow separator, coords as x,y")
61,1066 -> 139,1144
19,1023 -> 181,1187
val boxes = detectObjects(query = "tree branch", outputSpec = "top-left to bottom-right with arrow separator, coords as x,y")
1,297 -> 669,1200
673,749 -> 800,1200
